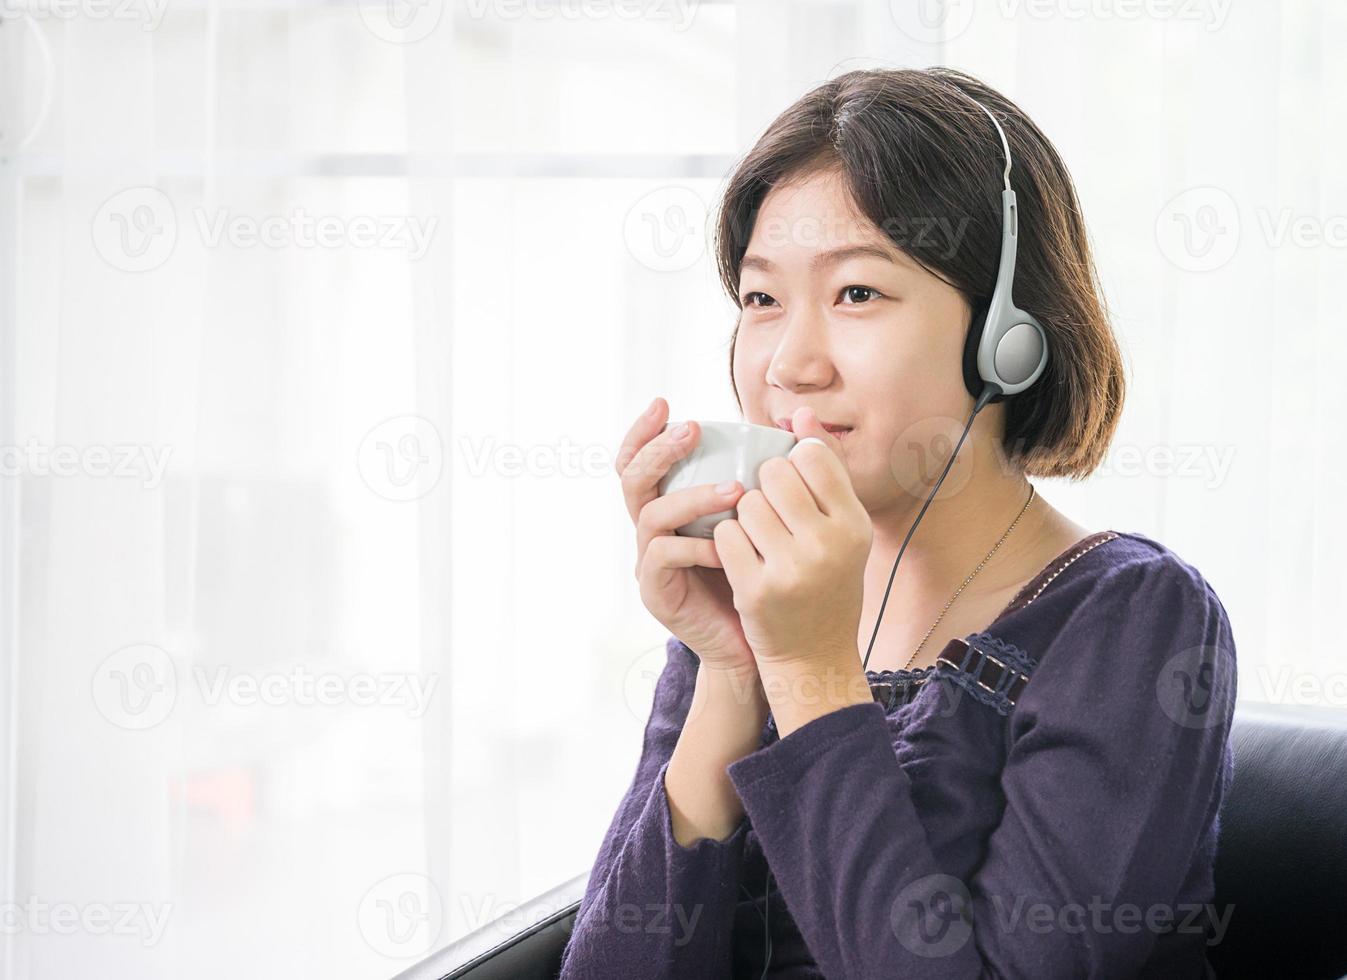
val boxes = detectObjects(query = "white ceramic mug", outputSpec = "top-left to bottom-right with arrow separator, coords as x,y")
657,420 -> 798,539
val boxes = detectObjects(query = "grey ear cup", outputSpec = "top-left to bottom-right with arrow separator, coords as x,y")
993,320 -> 1048,388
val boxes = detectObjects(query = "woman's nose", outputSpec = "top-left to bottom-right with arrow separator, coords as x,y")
766,311 -> 835,390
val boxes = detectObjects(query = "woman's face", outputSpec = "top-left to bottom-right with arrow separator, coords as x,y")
732,167 -> 991,513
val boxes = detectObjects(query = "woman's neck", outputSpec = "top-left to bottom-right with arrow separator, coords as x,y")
868,472 -> 1037,595
855,451 -> 1087,671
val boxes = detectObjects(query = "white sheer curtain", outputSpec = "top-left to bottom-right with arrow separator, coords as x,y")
0,1 -> 1342,977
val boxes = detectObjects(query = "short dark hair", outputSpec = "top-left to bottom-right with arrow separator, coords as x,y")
713,67 -> 1124,480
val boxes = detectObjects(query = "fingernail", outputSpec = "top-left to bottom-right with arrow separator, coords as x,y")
791,437 -> 826,455
669,422 -> 689,439
715,479 -> 738,494
646,397 -> 660,417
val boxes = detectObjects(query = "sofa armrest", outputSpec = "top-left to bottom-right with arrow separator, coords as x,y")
389,871 -> 589,980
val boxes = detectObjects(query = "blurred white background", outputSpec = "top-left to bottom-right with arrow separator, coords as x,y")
0,0 -> 1343,976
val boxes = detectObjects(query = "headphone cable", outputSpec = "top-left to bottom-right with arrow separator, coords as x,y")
862,381 -> 999,672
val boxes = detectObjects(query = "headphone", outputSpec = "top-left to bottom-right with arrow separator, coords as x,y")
743,90 -> 1050,980
960,97 -> 1050,407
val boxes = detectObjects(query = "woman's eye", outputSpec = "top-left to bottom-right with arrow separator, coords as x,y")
839,285 -> 880,304
742,291 -> 777,308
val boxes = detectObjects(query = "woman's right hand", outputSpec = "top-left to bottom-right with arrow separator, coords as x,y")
616,398 -> 758,676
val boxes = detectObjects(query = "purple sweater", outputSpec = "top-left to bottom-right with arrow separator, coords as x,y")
558,530 -> 1238,979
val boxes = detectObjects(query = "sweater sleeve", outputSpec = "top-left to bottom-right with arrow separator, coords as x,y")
724,553 -> 1238,979
558,636 -> 754,980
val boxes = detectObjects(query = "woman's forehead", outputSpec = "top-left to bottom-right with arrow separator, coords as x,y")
749,174 -> 924,274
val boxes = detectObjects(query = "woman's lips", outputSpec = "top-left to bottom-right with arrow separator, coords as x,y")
774,419 -> 853,438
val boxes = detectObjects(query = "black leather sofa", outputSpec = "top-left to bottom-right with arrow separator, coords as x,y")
391,702 -> 1347,980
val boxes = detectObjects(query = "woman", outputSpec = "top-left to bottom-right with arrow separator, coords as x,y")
559,67 -> 1237,979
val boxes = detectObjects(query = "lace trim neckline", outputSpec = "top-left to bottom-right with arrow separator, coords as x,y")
864,663 -> 938,682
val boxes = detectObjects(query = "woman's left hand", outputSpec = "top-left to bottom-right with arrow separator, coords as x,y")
712,407 -> 873,669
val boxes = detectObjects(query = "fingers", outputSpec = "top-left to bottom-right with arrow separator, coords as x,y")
637,480 -> 742,562
754,455 -> 819,535
637,534 -> 723,592
617,403 -> 701,525
733,486 -> 792,559
712,516 -> 762,586
614,397 -> 666,477
789,407 -> 847,458
784,438 -> 860,521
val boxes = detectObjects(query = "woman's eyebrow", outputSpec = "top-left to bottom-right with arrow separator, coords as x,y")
741,243 -> 905,274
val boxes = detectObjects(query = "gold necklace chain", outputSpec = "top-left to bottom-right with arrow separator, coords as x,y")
900,484 -> 1036,671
